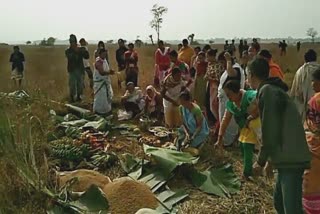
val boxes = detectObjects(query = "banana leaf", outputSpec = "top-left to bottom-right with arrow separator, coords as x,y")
61,119 -> 88,127
143,145 -> 199,175
188,164 -> 241,198
112,123 -> 138,131
120,154 -> 168,191
139,166 -> 172,192
70,185 -> 109,213
64,114 -> 80,122
82,118 -> 108,131
65,104 -> 91,118
156,189 -> 188,214
120,153 -> 144,174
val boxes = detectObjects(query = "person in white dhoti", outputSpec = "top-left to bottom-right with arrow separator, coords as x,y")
93,49 -> 115,115
290,49 -> 320,123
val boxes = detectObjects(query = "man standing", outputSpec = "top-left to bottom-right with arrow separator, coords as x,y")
290,49 -> 320,123
178,39 -> 194,67
228,39 -> 236,56
9,46 -> 25,88
243,40 -> 249,52
252,38 -> 261,52
297,41 -> 301,52
238,40 -> 244,58
79,38 -> 93,89
248,58 -> 311,214
279,40 -> 288,56
116,39 -> 128,88
65,34 -> 89,102
224,40 -> 229,51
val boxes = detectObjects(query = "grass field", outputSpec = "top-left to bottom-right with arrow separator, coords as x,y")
1,43 -> 319,98
0,42 -> 319,214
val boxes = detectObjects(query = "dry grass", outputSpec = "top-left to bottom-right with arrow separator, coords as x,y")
1,43 -> 320,214
1,43 -> 319,97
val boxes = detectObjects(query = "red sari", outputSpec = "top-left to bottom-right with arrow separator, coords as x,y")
154,47 -> 171,85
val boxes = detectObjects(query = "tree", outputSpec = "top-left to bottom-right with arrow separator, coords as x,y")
307,28 -> 318,43
107,40 -> 114,44
47,37 -> 56,46
40,38 -> 47,46
188,34 -> 195,45
39,37 -> 56,46
150,4 -> 168,43
149,35 -> 154,45
26,41 -> 32,45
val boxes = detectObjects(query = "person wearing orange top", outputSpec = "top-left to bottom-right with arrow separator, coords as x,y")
258,50 -> 284,80
303,68 -> 320,214
178,39 -> 194,67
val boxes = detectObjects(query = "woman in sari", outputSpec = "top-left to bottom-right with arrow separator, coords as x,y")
124,43 -> 139,86
303,68 -> 320,214
177,90 -> 209,150
94,41 -> 109,62
205,49 -> 224,124
217,51 -> 245,146
121,82 -> 145,117
154,40 -> 171,87
190,46 -> 201,73
161,67 -> 186,128
93,49 -> 115,115
193,51 -> 208,110
144,85 -> 163,119
215,80 -> 258,179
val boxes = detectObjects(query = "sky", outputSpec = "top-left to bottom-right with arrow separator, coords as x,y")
1,0 -> 320,43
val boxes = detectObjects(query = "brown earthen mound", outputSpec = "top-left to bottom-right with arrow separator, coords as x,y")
103,179 -> 158,214
58,169 -> 111,192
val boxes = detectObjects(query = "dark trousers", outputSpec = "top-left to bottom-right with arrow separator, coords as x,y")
274,168 -> 304,214
69,70 -> 84,100
124,102 -> 141,117
126,70 -> 138,86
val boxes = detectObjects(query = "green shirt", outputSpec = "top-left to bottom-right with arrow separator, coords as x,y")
226,90 -> 257,129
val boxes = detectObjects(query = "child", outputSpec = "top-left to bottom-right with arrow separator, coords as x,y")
246,99 -> 262,150
236,99 -> 261,180
79,38 -> 93,89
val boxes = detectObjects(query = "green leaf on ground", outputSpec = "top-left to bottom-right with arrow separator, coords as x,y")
70,185 -> 109,213
143,145 -> 199,174
188,164 -> 241,198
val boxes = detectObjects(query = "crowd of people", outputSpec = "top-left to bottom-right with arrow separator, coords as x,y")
8,34 -> 320,214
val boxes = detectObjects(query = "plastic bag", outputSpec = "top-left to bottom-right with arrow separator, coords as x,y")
117,110 -> 133,121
